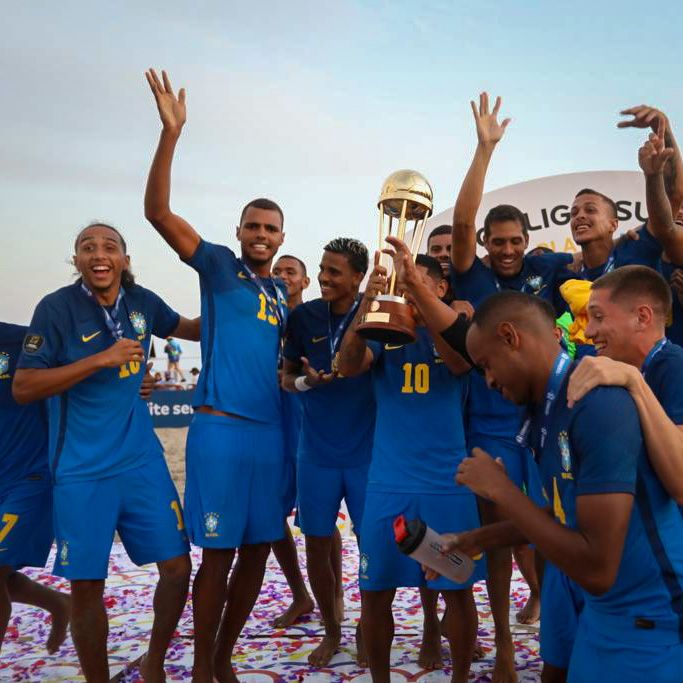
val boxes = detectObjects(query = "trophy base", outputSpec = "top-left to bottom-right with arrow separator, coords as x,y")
356,295 -> 417,345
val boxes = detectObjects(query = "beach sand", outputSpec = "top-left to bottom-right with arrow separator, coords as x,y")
157,427 -> 188,500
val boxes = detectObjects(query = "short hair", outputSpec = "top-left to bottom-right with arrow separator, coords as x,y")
73,221 -> 136,288
323,237 -> 369,274
239,198 -> 284,229
427,225 -> 451,244
574,188 -> 618,220
483,204 -> 528,239
276,254 -> 307,276
472,291 -> 556,332
415,254 -> 445,283
528,245 -> 554,255
592,265 -> 672,321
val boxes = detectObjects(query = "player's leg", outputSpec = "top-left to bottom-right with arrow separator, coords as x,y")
213,541 -> 270,683
331,525 -> 344,621
360,588 -> 396,683
442,589 -> 478,683
0,566 -> 11,651
513,543 -> 540,624
71,579 -> 109,682
419,588 -> 443,670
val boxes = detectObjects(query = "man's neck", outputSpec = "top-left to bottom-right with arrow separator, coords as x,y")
492,261 -> 524,280
287,294 -> 303,310
330,291 -> 358,315
87,282 -> 120,307
630,331 -> 667,370
242,255 -> 272,277
580,237 -> 613,270
530,344 -> 564,404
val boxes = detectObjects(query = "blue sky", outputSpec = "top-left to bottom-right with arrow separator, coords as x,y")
2,1 -> 680,365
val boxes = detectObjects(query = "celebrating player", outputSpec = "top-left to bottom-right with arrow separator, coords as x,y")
13,223 -> 198,683
144,68 -> 289,683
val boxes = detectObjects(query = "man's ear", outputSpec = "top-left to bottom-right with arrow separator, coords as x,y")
496,321 -> 521,351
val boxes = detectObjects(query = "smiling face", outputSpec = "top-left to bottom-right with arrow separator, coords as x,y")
427,233 -> 452,275
74,225 -> 130,295
236,206 -> 284,268
570,193 -> 618,246
272,256 -> 309,300
483,220 -> 529,278
318,251 -> 363,304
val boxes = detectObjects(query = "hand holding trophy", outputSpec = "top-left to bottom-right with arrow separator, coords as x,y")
356,170 -> 434,344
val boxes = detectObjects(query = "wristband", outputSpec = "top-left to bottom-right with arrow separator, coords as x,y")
294,376 -> 312,392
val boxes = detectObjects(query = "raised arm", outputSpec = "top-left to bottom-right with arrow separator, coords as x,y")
172,316 -> 201,342
451,93 -> 511,274
144,69 -> 201,261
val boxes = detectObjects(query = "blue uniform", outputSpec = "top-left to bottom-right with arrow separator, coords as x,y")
530,353 -> 683,679
18,283 -> 188,579
451,252 -> 569,498
359,327 -> 484,591
284,298 -> 374,536
0,323 -> 52,569
182,240 -> 287,548
281,390 -> 302,518
659,261 -> 683,346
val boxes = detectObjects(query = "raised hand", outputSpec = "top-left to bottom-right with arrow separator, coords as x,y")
449,299 -> 475,320
471,92 -> 511,146
639,118 -> 675,176
145,69 -> 186,135
139,362 -> 156,400
300,356 -> 335,388
619,105 -> 669,136
99,338 -> 145,368
383,236 -> 420,294
363,251 -> 389,299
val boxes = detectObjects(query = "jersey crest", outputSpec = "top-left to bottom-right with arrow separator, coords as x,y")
0,352 -> 9,377
558,430 -> 572,473
204,512 -> 219,537
129,311 -> 147,339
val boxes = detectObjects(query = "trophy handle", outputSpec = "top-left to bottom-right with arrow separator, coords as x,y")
410,215 -> 430,260
388,199 -> 408,296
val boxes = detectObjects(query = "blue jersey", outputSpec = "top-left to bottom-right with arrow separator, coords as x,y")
643,340 -> 683,427
185,240 -> 286,424
0,323 -> 49,493
367,327 -> 468,494
451,252 -> 572,443
17,283 -> 179,483
531,356 -> 683,629
283,298 -> 375,468
659,261 -> 683,346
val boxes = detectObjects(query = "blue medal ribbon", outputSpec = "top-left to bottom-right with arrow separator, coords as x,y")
641,338 -> 668,376
80,282 -> 125,341
328,297 -> 361,361
579,252 -> 615,280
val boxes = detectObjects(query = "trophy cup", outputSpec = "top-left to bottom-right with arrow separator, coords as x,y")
356,169 -> 434,344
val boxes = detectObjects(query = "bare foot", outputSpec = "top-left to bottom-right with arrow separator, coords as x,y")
46,594 -> 70,654
418,620 -> 443,670
473,641 -> 486,661
308,632 -> 341,667
355,622 -> 367,668
213,664 -> 239,683
515,593 -> 540,625
492,639 -> 517,683
272,595 -> 315,628
335,592 -> 345,623
140,654 -> 167,683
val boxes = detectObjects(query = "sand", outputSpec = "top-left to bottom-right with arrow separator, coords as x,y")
156,427 -> 188,500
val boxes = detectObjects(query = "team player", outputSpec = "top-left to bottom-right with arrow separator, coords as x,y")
450,92 -> 569,675
13,224 -> 197,683
426,225 -> 455,303
144,68 -> 288,683
0,323 -> 70,655
443,291 -> 683,681
271,254 -> 315,629
337,252 -> 483,683
281,238 -> 373,665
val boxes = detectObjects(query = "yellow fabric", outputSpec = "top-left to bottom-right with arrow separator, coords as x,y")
560,279 -> 593,345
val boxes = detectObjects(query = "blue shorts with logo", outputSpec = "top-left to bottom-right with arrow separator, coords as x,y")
0,477 -> 53,570
359,490 -> 485,592
297,460 -> 368,537
53,455 -> 188,580
184,413 -> 286,548
468,435 -> 545,506
540,561 -> 584,669
568,608 -> 683,682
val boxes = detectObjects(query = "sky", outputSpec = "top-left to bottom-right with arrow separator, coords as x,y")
2,1 -> 681,366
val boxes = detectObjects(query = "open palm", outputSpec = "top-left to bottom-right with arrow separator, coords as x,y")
145,69 -> 186,133
471,92 -> 511,145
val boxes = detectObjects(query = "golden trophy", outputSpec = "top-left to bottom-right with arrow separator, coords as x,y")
356,169 -> 434,344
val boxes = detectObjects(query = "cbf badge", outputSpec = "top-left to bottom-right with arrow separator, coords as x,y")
0,352 -> 9,378
59,540 -> 69,566
526,275 -> 544,295
359,552 -> 369,579
204,512 -> 219,537
558,431 -> 571,473
129,312 -> 147,340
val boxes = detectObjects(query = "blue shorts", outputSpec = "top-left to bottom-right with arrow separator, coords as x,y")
0,478 -> 53,570
184,413 -> 286,548
540,562 -> 584,669
359,490 -> 485,591
468,435 -> 545,506
53,456 -> 188,580
568,608 -> 683,682
297,460 -> 368,537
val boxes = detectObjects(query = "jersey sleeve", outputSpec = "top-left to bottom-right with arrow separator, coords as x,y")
183,239 -> 237,278
283,307 -> 305,362
450,256 -> 494,306
148,291 -> 181,339
570,386 -> 640,496
366,340 -> 383,363
17,297 -> 64,369
616,225 -> 663,269
530,252 -> 574,272
648,355 -> 683,425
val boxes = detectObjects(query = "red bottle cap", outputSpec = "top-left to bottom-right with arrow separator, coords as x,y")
393,515 -> 408,543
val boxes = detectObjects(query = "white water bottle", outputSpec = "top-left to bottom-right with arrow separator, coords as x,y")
393,515 -> 474,584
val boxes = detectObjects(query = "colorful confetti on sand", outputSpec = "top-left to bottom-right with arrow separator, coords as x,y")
2,538 -> 541,681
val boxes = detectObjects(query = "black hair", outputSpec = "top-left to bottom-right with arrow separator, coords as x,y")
323,237 -> 369,274
472,290 -> 555,331
593,265 -> 672,322
275,254 -> 307,276
483,204 -> 528,239
239,198 -> 284,230
427,224 -> 451,243
574,188 -> 618,220
415,254 -> 446,282
73,222 -> 136,288
528,245 -> 554,256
